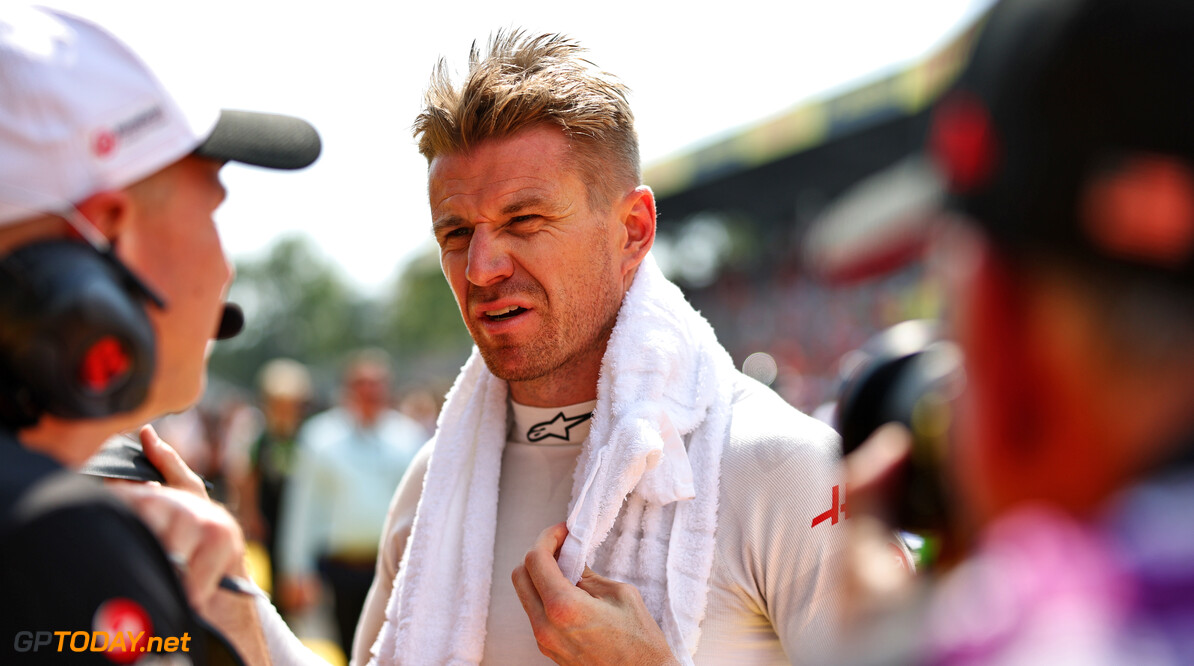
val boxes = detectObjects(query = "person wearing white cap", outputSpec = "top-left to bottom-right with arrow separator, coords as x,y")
0,4 -> 319,663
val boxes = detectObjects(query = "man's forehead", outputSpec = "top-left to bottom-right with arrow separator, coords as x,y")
429,127 -> 575,186
431,173 -> 559,208
429,153 -> 585,219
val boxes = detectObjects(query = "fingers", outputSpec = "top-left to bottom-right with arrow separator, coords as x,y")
512,524 -> 679,666
575,566 -> 633,603
109,482 -> 244,610
845,423 -> 913,520
523,524 -> 577,609
511,563 -> 549,629
514,523 -> 576,657
110,483 -> 170,533
534,522 -> 569,558
175,519 -> 238,608
140,425 -> 208,498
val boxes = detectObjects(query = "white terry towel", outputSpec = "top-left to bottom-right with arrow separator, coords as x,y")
370,254 -> 736,665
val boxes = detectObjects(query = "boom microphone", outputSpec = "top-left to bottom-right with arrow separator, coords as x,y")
215,302 -> 244,340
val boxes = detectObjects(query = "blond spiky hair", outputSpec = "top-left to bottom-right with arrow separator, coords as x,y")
413,30 -> 640,210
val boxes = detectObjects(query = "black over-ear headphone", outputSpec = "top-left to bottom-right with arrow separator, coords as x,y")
0,240 -> 157,429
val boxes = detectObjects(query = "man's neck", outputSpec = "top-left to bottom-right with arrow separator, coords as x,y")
506,355 -> 602,407
18,416 -> 123,468
504,317 -> 614,407
350,408 -> 381,429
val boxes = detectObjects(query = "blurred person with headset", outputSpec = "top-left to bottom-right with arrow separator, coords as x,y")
832,0 -> 1194,661
0,4 -> 319,663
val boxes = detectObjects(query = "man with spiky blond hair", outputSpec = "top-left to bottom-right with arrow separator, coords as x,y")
351,31 -> 845,665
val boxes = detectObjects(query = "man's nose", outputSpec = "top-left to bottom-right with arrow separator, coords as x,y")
465,224 -> 514,287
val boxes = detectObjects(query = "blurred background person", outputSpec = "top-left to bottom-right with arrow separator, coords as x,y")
274,348 -> 426,659
231,358 -> 315,598
819,0 -> 1194,662
395,385 -> 440,440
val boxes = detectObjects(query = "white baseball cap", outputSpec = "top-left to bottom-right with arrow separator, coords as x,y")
0,5 -> 321,225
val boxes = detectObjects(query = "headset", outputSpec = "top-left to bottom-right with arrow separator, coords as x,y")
0,201 -> 168,430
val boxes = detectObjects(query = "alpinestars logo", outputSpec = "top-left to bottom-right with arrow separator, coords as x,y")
527,412 -> 592,442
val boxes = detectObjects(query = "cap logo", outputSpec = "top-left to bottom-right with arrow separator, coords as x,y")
1081,155 -> 1194,268
930,92 -> 999,194
89,105 -> 166,160
92,130 -> 117,158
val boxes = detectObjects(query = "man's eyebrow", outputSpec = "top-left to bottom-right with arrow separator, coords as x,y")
432,194 -> 562,232
432,214 -> 466,234
501,194 -> 557,217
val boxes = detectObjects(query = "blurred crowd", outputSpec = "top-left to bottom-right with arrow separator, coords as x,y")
686,259 -> 935,415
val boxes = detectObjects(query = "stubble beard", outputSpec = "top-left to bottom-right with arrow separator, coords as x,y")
473,275 -> 622,384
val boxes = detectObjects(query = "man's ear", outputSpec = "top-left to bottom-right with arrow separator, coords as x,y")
948,241 -> 1035,522
73,189 -> 134,243
963,243 -> 1044,451
954,240 -> 1090,522
617,185 -> 656,280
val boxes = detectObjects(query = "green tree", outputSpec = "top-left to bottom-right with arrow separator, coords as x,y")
208,235 -> 374,392
381,245 -> 473,385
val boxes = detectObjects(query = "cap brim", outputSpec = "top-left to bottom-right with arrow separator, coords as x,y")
802,155 -> 946,284
194,109 -> 321,170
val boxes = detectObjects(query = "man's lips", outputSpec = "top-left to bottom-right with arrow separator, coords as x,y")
484,304 -> 524,320
472,299 -> 533,324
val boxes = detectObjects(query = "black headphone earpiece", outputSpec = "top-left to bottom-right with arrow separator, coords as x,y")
0,240 -> 155,428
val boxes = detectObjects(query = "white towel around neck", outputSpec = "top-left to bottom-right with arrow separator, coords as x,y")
370,255 -> 736,665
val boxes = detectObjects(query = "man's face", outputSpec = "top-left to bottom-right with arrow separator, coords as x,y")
344,363 -> 391,423
430,126 -> 628,404
119,156 -> 232,416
